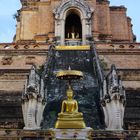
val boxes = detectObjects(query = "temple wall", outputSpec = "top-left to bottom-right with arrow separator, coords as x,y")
99,54 -> 140,69
19,10 -> 38,41
0,80 -> 25,91
87,0 -> 97,35
15,22 -> 20,41
15,0 -> 134,42
0,0 -> 139,129
127,17 -> 134,41
110,6 -> 130,41
96,1 -> 111,36
123,81 -> 140,89
0,42 -> 139,91
0,42 -> 139,129
37,3 -> 54,35
0,55 -> 46,69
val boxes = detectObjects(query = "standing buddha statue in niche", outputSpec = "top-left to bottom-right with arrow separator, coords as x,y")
55,85 -> 86,129
71,32 -> 75,39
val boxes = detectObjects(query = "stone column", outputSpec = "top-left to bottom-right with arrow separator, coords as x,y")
60,19 -> 65,45
82,18 -> 86,45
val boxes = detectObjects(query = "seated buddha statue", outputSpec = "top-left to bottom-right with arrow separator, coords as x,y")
55,85 -> 86,129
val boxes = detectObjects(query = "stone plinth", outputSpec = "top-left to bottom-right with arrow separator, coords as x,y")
50,127 -> 92,140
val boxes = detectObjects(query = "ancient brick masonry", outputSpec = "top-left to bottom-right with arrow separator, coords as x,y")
0,0 -> 139,130
15,0 -> 134,43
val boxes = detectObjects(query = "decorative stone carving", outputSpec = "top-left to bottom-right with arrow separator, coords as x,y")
53,0 -> 93,45
22,65 -> 46,130
20,0 -> 39,6
1,56 -> 13,65
53,0 -> 93,20
25,56 -> 35,65
20,0 -> 39,10
101,64 -> 126,130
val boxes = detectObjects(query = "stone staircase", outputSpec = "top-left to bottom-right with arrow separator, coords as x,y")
42,44 -> 104,129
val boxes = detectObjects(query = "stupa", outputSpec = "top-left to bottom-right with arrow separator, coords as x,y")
0,0 -> 140,139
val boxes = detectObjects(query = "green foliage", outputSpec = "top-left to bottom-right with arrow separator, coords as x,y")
99,59 -> 108,70
37,65 -> 44,75
13,13 -> 18,19
50,111 -> 56,118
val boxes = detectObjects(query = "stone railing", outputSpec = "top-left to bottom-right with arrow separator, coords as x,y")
0,129 -> 140,139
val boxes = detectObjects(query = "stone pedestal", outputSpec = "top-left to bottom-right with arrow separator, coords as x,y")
50,127 -> 92,140
55,118 -> 86,129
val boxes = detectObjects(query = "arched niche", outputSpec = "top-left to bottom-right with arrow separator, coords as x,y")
65,10 -> 82,39
54,0 -> 93,45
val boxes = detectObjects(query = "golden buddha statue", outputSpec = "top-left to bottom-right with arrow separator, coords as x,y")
55,85 -> 86,129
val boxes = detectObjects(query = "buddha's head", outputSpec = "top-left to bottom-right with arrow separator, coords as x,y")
66,85 -> 74,99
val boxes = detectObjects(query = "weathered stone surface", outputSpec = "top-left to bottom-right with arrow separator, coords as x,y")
15,0 -> 134,42
0,0 -> 139,130
123,89 -> 140,129
0,91 -> 23,129
0,42 -> 139,129
42,48 -> 104,129
0,129 -> 140,139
